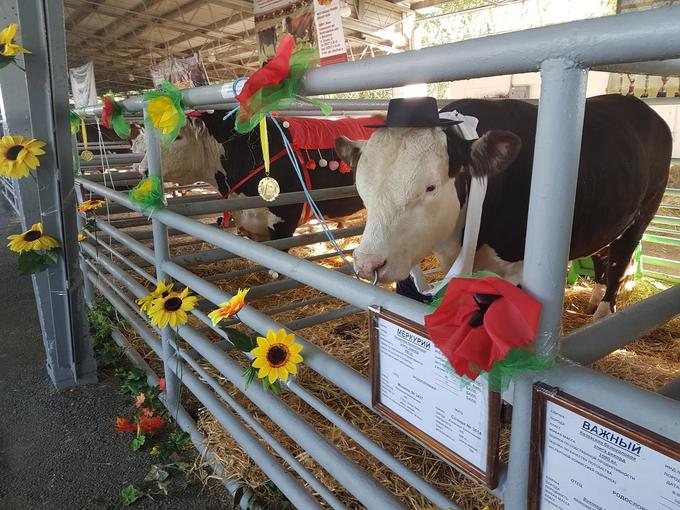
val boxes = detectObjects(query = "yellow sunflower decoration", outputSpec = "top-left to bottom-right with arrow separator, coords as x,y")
78,198 -> 105,214
137,280 -> 174,314
250,329 -> 303,384
208,288 -> 249,326
143,81 -> 186,145
0,135 -> 47,179
7,222 -> 59,253
77,233 -> 87,242
0,24 -> 30,58
148,286 -> 198,329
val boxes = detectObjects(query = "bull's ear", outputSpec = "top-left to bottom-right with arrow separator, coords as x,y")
188,117 -> 206,137
335,136 -> 366,170
469,130 -> 521,177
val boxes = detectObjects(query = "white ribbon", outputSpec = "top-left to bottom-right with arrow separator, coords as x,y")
409,111 -> 485,296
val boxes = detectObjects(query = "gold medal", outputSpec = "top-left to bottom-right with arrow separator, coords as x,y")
80,150 -> 94,161
258,176 -> 280,202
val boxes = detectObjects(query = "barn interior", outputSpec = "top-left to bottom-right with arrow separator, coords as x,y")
1,1 -> 679,509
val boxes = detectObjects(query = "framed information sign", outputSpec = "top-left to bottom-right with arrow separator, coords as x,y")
529,383 -> 680,510
369,307 -> 501,487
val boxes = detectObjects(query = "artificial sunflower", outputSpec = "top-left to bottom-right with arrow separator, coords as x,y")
0,24 -> 30,57
208,288 -> 249,326
148,287 -> 198,329
0,135 -> 46,179
7,222 -> 59,253
147,96 -> 179,135
136,280 -> 174,314
77,232 -> 87,242
251,329 -> 303,384
78,198 -> 104,213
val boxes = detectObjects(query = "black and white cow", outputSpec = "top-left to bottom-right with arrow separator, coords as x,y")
336,94 -> 671,319
134,111 -> 366,241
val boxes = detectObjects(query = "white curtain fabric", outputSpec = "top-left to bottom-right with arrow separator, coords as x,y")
69,61 -> 97,108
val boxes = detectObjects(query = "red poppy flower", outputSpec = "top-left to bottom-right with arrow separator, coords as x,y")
236,34 -> 295,118
101,96 -> 114,130
424,277 -> 541,380
115,417 -> 136,433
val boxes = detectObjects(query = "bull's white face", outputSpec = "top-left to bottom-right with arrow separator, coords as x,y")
132,120 -> 225,189
340,126 -> 521,283
348,128 -> 460,283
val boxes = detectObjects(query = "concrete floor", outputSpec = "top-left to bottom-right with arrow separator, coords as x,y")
0,199 -> 231,509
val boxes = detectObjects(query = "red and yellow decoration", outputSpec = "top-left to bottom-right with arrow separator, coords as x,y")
101,93 -> 131,139
0,135 -> 47,180
6,222 -> 60,275
0,23 -> 29,69
147,286 -> 198,329
250,328 -> 303,384
143,81 -> 186,145
208,288 -> 249,326
424,276 -> 546,390
136,280 -> 174,315
235,34 -> 330,134
78,198 -> 104,214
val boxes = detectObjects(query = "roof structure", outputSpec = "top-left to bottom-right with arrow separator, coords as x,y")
63,0 -> 518,93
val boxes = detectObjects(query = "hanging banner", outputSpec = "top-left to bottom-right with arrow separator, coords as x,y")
69,62 -> 98,109
150,53 -> 210,90
313,0 -> 347,65
254,0 -> 317,62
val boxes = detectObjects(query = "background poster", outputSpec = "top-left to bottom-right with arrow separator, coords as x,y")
313,0 -> 347,65
254,0 -> 317,62
69,61 -> 98,108
150,53 -> 210,90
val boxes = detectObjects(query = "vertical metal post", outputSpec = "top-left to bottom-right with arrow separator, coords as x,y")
72,133 -> 94,305
0,0 -> 96,388
504,59 -> 587,509
143,108 -> 180,416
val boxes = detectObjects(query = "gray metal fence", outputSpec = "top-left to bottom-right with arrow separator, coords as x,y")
66,4 -> 680,509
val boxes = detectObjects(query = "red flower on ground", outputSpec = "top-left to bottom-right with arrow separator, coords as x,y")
115,417 -> 136,433
140,407 -> 154,418
158,378 -> 166,393
139,414 -> 165,435
424,276 -> 541,380
135,393 -> 146,408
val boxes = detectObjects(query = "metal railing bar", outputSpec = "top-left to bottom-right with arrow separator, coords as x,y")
284,306 -> 362,331
560,284 -> 680,365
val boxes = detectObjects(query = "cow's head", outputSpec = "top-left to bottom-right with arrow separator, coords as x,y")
336,125 -> 521,283
132,117 -> 225,189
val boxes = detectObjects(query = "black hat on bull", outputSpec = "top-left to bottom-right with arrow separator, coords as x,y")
366,96 -> 462,128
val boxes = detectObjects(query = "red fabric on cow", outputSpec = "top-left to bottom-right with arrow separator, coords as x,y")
424,277 -> 541,381
279,116 -> 383,150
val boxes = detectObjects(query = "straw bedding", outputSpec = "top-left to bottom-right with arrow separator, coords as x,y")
114,221 -> 678,510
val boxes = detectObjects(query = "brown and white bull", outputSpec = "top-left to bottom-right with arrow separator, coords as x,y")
336,95 -> 671,319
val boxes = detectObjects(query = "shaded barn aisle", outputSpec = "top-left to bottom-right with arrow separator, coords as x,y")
0,199 -> 230,509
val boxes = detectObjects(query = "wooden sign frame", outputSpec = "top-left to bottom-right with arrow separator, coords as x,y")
528,383 -> 680,510
368,306 -> 502,488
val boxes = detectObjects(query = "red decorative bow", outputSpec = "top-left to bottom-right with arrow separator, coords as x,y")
236,34 -> 296,119
424,277 -> 541,380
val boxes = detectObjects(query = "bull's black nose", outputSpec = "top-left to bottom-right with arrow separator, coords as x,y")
144,170 -> 149,177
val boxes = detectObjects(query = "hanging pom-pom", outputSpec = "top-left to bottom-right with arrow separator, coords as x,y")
318,158 -> 328,168
102,93 -> 131,139
305,159 -> 317,171
282,121 -> 290,128
328,160 -> 339,171
338,161 -> 351,174
129,176 -> 165,213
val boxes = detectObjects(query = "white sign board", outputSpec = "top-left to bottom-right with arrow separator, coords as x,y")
370,308 -> 500,486
531,385 -> 680,510
312,0 -> 347,66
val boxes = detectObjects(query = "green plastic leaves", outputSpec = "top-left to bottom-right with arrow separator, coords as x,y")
129,176 -> 165,213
